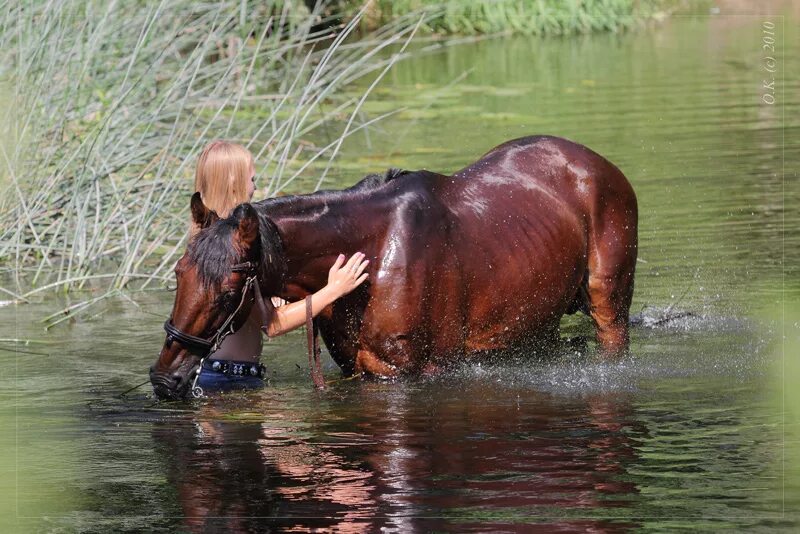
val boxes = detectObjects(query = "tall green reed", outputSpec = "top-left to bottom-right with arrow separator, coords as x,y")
0,0 -> 423,308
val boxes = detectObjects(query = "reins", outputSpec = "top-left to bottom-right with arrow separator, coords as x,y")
305,295 -> 325,389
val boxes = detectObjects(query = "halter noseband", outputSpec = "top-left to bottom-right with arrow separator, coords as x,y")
163,320 -> 215,357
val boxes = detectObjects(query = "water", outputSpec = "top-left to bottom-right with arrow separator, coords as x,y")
3,13 -> 799,532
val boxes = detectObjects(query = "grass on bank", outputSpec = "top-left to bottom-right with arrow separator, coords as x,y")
353,0 -> 673,35
0,0 -> 424,313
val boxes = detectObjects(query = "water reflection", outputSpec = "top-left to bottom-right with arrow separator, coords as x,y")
153,406 -> 385,531
153,382 -> 645,531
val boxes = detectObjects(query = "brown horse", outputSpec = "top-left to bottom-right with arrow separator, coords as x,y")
150,135 -> 637,399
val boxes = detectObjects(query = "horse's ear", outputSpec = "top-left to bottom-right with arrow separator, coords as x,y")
190,192 -> 219,228
232,203 -> 259,252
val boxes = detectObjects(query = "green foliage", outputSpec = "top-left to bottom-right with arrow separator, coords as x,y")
0,0 -> 419,298
358,0 -> 671,35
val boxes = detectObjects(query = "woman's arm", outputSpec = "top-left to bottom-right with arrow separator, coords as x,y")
265,252 -> 369,337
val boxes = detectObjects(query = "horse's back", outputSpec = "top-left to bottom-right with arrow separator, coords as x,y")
453,135 -> 634,209
440,135 -> 637,262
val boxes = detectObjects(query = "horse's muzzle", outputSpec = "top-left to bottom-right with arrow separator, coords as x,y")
149,365 -> 195,400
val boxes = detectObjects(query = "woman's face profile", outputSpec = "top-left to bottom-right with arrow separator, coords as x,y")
246,161 -> 255,200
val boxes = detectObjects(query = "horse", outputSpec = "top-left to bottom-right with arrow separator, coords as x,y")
150,135 -> 638,399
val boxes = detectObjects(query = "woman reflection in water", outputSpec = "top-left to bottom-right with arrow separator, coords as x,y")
190,140 -> 369,392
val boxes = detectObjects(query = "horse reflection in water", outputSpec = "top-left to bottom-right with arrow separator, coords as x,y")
152,384 -> 643,532
152,411 -> 380,532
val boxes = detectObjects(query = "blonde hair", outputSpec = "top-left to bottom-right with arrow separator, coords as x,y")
191,140 -> 254,236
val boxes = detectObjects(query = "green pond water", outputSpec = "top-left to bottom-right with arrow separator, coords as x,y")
3,13 -> 799,533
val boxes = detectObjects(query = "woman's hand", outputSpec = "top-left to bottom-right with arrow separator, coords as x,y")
265,252 -> 369,337
326,252 -> 369,298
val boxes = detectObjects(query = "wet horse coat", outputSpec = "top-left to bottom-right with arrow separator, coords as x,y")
265,135 -> 637,376
152,135 -> 637,397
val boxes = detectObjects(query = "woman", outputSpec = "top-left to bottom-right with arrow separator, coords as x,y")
191,140 -> 369,392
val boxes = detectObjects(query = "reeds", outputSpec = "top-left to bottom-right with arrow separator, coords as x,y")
0,0 -> 424,303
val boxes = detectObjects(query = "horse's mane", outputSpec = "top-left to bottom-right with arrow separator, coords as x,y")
344,168 -> 412,191
188,168 -> 415,290
188,215 -> 241,288
187,205 -> 285,293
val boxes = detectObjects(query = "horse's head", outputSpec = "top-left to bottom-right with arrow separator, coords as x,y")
150,193 -> 273,400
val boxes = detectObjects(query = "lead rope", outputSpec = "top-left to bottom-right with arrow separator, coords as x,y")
305,295 -> 325,389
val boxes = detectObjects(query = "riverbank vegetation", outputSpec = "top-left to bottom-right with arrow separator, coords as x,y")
350,0 -> 674,35
0,0 -> 421,309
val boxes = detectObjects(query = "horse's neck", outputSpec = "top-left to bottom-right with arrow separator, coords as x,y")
262,191 -> 390,295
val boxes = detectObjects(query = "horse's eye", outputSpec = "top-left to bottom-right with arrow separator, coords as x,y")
216,288 -> 238,305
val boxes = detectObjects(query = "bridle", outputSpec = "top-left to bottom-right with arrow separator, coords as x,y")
162,260 -> 325,398
163,261 -> 266,398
